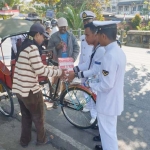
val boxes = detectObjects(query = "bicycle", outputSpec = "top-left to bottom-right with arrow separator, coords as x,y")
40,50 -> 97,129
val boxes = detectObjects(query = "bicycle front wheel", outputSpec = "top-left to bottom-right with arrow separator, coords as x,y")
0,80 -> 14,117
60,86 -> 96,129
40,79 -> 52,101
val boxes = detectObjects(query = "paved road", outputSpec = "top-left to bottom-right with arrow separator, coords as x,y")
1,39 -> 150,150
0,115 -> 58,150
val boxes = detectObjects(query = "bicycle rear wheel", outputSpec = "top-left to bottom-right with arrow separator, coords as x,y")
0,80 -> 14,117
60,86 -> 96,129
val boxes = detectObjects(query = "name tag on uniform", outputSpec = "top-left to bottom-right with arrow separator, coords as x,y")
95,61 -> 101,65
102,70 -> 109,76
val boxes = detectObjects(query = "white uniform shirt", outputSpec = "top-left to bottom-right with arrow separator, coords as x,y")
78,44 -> 105,78
79,35 -> 93,64
11,35 -> 25,54
90,41 -> 126,116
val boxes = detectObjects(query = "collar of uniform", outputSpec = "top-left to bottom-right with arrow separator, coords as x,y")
105,41 -> 117,52
92,44 -> 100,51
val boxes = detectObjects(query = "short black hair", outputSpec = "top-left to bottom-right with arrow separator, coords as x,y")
84,22 -> 98,34
97,24 -> 117,40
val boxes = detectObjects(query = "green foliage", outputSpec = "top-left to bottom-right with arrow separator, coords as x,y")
0,0 -> 20,9
86,0 -> 109,21
34,5 -> 48,17
137,21 -> 150,30
20,2 -> 32,13
56,0 -> 85,12
32,0 -> 60,5
56,2 -> 86,29
56,0 -> 106,29
131,14 -> 142,29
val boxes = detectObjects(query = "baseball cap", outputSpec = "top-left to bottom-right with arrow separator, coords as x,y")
30,22 -> 49,38
57,17 -> 68,27
80,11 -> 96,20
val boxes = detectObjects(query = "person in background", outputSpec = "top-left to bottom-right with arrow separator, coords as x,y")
44,20 -> 52,35
50,19 -> 59,36
47,17 -> 79,93
44,21 -> 52,48
11,35 -> 25,60
89,21 -> 126,150
12,23 -> 66,148
48,17 -> 79,62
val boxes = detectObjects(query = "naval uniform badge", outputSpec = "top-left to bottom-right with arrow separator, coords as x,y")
102,70 -> 109,76
82,12 -> 87,19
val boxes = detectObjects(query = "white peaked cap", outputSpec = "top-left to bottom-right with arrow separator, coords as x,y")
80,10 -> 96,20
93,21 -> 121,27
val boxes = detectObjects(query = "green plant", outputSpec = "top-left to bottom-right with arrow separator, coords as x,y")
131,14 -> 142,29
56,3 -> 86,29
137,21 -> 150,30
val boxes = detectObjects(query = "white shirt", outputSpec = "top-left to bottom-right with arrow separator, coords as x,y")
90,41 -> 126,116
11,35 -> 25,54
79,35 -> 93,64
50,26 -> 59,36
78,44 -> 105,78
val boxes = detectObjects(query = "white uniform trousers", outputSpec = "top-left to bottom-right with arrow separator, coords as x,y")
97,113 -> 118,150
84,88 -> 97,119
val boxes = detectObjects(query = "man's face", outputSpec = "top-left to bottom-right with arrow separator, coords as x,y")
59,26 -> 67,34
83,18 -> 93,25
46,28 -> 51,35
85,27 -> 97,45
35,33 -> 45,45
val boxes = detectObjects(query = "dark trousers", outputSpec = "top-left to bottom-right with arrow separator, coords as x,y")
16,90 -> 46,145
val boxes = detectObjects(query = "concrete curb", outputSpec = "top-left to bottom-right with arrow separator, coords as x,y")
13,103 -> 92,150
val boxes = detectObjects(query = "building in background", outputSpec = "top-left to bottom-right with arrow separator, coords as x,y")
117,0 -> 144,15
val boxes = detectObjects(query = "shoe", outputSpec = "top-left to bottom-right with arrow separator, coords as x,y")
82,108 -> 90,112
95,145 -> 103,150
93,135 -> 101,142
91,124 -> 98,130
20,142 -> 28,148
90,118 -> 96,124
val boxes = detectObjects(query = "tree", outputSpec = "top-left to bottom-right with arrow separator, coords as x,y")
56,0 -> 85,12
131,14 -> 142,29
31,0 -> 60,6
86,0 -> 109,21
56,2 -> 86,29
0,0 -> 20,9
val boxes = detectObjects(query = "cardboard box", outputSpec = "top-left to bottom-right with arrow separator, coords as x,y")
58,57 -> 74,72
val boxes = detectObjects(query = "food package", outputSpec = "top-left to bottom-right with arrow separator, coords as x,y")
58,57 -> 74,72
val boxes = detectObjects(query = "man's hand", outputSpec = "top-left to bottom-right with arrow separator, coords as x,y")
59,69 -> 67,79
56,41 -> 64,50
67,71 -> 75,82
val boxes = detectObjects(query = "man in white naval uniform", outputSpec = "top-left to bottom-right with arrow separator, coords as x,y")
79,11 -> 98,125
79,10 -> 96,66
89,21 -> 126,150
69,22 -> 105,129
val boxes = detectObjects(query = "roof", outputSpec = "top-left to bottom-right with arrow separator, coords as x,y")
118,1 -> 143,6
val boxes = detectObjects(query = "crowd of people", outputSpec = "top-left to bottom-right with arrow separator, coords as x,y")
11,10 -> 126,150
